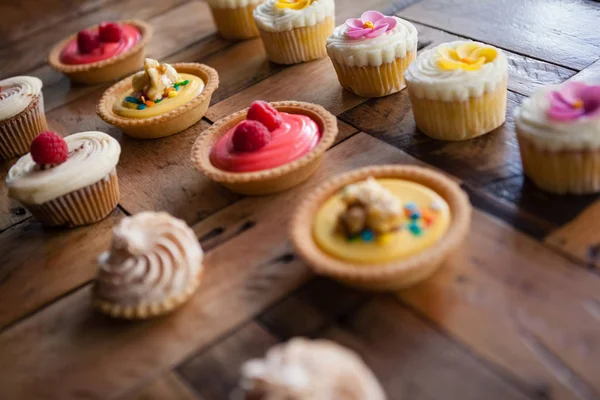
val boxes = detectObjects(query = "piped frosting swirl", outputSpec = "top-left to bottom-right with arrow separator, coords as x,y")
95,212 -> 203,306
253,0 -> 334,32
0,76 -> 43,121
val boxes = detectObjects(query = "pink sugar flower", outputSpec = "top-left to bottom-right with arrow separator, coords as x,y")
547,81 -> 600,122
345,11 -> 397,39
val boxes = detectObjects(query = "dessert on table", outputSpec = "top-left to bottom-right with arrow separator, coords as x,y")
93,211 -> 204,319
233,338 -> 386,400
253,0 -> 335,64
191,100 -> 337,195
514,81 -> 600,194
49,20 -> 151,84
0,76 -> 48,159
6,131 -> 121,227
327,11 -> 418,98
207,0 -> 264,40
290,165 -> 471,291
405,40 -> 508,141
97,58 -> 219,139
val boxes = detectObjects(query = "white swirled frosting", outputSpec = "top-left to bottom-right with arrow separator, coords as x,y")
253,0 -> 334,32
237,338 -> 386,400
95,212 -> 203,306
6,131 -> 120,204
206,0 -> 263,8
0,76 -> 43,121
405,41 -> 507,101
515,84 -> 600,151
327,17 -> 417,67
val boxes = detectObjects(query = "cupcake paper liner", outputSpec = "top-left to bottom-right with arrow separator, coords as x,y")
258,17 -> 334,65
0,94 -> 48,160
408,78 -> 508,141
210,3 -> 260,40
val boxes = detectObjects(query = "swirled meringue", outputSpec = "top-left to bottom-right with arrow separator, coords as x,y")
0,76 -> 43,121
253,0 -> 334,32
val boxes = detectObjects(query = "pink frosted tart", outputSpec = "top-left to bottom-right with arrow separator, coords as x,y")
49,20 -> 151,84
192,100 -> 338,195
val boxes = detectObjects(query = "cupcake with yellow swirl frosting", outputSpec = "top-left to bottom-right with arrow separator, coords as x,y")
97,58 -> 219,139
0,76 -> 48,160
6,131 -> 121,227
405,41 -> 508,141
253,0 -> 335,64
93,211 -> 203,319
207,0 -> 264,40
327,11 -> 417,98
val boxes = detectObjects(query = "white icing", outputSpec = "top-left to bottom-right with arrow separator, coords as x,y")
405,41 -> 507,101
206,0 -> 263,8
253,0 -> 334,32
95,212 -> 203,306
0,76 -> 43,121
6,131 -> 121,204
326,17 -> 417,67
515,84 -> 600,151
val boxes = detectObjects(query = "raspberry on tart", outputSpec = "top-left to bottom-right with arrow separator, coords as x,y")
30,131 -> 68,165
77,30 -> 101,54
98,22 -> 123,43
247,100 -> 282,131
232,120 -> 272,152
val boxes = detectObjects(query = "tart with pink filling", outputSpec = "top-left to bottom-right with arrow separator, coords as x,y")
192,100 -> 338,195
49,20 -> 151,84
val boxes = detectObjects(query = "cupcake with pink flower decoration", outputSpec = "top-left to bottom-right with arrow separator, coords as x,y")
326,11 -> 417,97
515,81 -> 600,194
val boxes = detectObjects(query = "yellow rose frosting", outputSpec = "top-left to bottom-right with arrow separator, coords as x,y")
313,179 -> 451,264
437,42 -> 497,72
275,0 -> 314,10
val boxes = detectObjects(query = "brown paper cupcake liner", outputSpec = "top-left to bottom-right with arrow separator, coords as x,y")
407,77 -> 508,141
97,63 -> 219,139
290,165 -> 472,291
191,101 -> 338,195
210,3 -> 260,40
330,49 -> 416,97
258,17 -> 334,64
23,170 -> 120,227
0,94 -> 48,160
49,20 -> 152,85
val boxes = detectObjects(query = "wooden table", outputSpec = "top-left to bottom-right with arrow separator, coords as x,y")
1,0 -> 600,398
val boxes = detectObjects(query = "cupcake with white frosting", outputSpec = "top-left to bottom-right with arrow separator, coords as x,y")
207,0 -> 263,40
405,41 -> 508,141
6,131 -> 121,227
327,11 -> 417,98
515,81 -> 600,194
93,211 -> 204,319
0,76 -> 48,160
253,0 -> 335,64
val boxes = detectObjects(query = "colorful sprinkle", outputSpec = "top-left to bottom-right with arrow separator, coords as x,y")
168,90 -> 178,98
348,235 -> 360,242
144,100 -> 155,107
408,222 -> 422,236
422,209 -> 435,226
137,104 -> 147,110
405,202 -> 418,210
174,85 -> 180,91
361,230 -> 375,242
177,79 -> 189,86
429,201 -> 442,212
155,98 -> 162,103
125,96 -> 139,104
377,233 -> 392,245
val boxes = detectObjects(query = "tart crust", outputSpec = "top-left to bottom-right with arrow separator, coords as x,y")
290,165 -> 472,291
191,101 -> 338,195
48,20 -> 152,85
97,63 -> 219,139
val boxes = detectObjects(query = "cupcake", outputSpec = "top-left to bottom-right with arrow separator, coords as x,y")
234,338 -> 386,399
49,20 -> 151,84
290,165 -> 471,291
327,11 -> 417,98
191,100 -> 338,195
405,41 -> 508,141
93,211 -> 203,319
0,76 -> 48,160
253,0 -> 335,64
515,81 -> 600,194
207,0 -> 263,40
97,58 -> 219,139
6,131 -> 121,227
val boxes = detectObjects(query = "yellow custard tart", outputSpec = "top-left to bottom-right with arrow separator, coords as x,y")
97,58 -> 219,139
290,165 -> 471,291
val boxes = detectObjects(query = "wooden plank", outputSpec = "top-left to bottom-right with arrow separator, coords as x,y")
125,372 -> 203,400
570,59 -> 600,84
399,0 -> 600,70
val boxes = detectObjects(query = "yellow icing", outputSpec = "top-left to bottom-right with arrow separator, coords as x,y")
437,43 -> 497,72
313,179 -> 451,264
112,74 -> 204,119
275,0 -> 314,10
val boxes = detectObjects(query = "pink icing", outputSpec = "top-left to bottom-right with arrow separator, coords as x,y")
345,11 -> 397,39
59,24 -> 141,65
547,81 -> 600,122
210,112 -> 321,173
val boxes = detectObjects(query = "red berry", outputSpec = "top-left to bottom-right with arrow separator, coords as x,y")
246,100 -> 282,132
77,30 -> 101,54
232,120 -> 271,152
30,132 -> 69,165
98,22 -> 123,43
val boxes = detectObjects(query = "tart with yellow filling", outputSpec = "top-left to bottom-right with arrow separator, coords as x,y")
97,58 -> 219,139
290,165 -> 471,291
